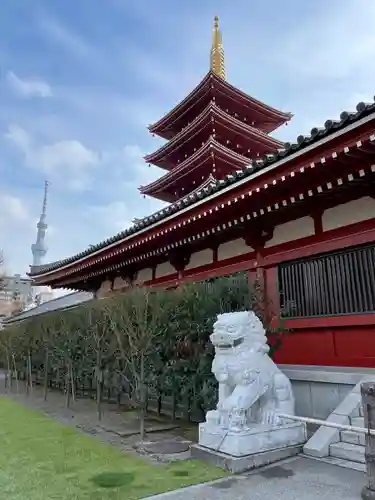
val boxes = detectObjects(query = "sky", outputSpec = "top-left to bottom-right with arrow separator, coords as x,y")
1,0 -> 375,280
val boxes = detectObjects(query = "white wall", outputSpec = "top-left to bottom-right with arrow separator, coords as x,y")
113,276 -> 128,291
155,262 -> 175,278
136,268 -> 153,283
322,196 -> 375,232
266,216 -> 315,248
218,238 -> 252,260
185,249 -> 213,270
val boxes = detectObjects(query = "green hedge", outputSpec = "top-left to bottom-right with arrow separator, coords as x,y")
0,274 -> 280,421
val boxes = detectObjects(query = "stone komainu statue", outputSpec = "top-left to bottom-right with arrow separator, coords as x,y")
206,311 -> 295,431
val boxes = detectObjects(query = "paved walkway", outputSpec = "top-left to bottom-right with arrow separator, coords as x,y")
146,456 -> 365,500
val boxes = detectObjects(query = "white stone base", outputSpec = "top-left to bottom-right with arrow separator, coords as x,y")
199,422 -> 306,457
190,443 -> 302,473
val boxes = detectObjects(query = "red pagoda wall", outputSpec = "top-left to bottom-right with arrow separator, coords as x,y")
272,322 -> 375,368
256,215 -> 375,369
263,255 -> 375,368
144,200 -> 375,368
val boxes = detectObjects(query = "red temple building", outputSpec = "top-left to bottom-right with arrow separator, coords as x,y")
29,17 -> 375,371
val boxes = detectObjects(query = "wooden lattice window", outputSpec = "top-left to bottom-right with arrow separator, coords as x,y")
278,244 -> 375,318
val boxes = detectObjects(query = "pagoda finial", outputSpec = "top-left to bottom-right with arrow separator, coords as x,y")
210,16 -> 225,80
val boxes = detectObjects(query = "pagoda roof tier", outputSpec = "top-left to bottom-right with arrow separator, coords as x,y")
145,102 -> 284,170
140,138 -> 250,202
28,99 -> 375,282
149,71 -> 292,140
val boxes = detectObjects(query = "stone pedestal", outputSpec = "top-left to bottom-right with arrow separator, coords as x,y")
190,442 -> 303,473
199,421 -> 306,457
362,487 -> 375,500
362,382 -> 375,500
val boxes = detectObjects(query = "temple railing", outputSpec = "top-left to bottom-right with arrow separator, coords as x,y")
278,413 -> 375,436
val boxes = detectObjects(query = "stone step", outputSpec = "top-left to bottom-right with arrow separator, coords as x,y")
301,453 -> 366,473
350,416 -> 365,427
351,404 -> 364,418
329,442 -> 365,464
340,430 -> 366,446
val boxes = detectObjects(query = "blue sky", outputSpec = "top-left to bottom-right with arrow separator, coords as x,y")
1,0 -> 375,278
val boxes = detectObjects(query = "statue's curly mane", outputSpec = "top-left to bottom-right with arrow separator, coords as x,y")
211,311 -> 268,352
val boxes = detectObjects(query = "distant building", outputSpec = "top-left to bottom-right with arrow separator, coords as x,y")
0,274 -> 33,304
34,287 -> 54,306
31,181 -> 49,267
0,181 -> 54,328
0,273 -> 34,325
30,180 -> 54,305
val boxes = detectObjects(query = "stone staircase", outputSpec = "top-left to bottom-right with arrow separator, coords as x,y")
328,405 -> 366,472
303,376 -> 375,472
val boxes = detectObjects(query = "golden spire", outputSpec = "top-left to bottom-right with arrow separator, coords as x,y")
210,16 -> 225,79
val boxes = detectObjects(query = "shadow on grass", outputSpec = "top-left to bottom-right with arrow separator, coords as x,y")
172,470 -> 190,477
90,471 -> 135,488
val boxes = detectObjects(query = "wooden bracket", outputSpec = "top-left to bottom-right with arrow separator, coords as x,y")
244,225 -> 274,251
169,251 -> 191,272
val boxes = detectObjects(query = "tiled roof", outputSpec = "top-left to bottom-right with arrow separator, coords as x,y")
29,99 -> 375,276
145,102 -> 284,167
4,291 -> 93,323
140,138 -> 250,200
149,71 -> 292,136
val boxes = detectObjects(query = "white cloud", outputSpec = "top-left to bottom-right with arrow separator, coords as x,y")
121,144 -> 157,186
279,2 -> 375,80
6,71 -> 52,98
36,8 -> 108,73
0,192 -> 35,276
36,140 -> 98,184
37,11 -> 95,61
0,194 -> 30,226
99,143 -> 163,195
5,124 -> 31,151
265,0 -> 375,109
122,144 -> 144,163
5,125 -> 99,190
90,201 -> 133,234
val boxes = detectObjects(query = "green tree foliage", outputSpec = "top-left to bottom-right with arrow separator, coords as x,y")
0,274 -> 285,429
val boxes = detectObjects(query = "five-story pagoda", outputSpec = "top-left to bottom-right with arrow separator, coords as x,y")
140,16 -> 292,203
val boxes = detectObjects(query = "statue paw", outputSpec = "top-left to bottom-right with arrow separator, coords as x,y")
228,410 -> 246,432
261,411 -> 282,426
273,413 -> 283,426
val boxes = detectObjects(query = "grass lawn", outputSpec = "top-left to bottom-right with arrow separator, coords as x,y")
0,397 -> 227,500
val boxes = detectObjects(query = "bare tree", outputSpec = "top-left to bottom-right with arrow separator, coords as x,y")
0,250 -> 5,290
10,297 -> 24,316
83,301 -> 115,421
113,287 -> 169,441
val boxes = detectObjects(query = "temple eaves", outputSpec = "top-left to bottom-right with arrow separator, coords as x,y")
210,16 -> 225,80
